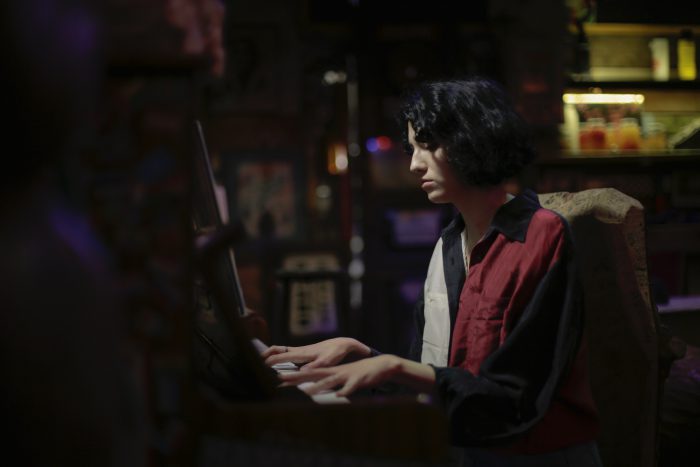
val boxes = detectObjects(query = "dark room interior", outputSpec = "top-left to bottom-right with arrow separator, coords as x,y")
2,1 -> 700,466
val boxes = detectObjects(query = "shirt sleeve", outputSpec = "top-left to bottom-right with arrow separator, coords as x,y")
366,289 -> 425,397
431,224 -> 584,447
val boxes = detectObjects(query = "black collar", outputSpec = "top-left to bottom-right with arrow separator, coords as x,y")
489,189 -> 540,242
441,189 -> 541,244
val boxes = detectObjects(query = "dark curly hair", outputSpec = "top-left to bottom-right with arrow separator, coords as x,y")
398,77 -> 536,187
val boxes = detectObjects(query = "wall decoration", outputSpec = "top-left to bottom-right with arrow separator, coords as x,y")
222,151 -> 305,242
204,25 -> 283,114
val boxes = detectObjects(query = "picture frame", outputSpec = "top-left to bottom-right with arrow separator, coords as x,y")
385,207 -> 445,248
221,151 -> 306,244
204,25 -> 284,114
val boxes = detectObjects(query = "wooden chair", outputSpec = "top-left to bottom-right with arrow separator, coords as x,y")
539,188 -> 663,467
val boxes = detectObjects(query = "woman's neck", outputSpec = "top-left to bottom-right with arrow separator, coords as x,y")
454,185 -> 508,251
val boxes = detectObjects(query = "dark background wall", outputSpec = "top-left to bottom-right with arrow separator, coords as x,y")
74,0 -> 700,367
195,0 -> 568,356
5,1 -> 700,465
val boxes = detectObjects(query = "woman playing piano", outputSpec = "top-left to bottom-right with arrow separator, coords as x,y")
263,77 -> 602,466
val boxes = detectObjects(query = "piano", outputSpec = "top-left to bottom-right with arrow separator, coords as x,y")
190,120 -> 450,466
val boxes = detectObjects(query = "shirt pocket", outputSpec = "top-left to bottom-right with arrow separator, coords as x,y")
423,292 -> 450,348
467,294 -> 511,372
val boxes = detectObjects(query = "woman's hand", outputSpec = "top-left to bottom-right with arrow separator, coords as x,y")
278,355 -> 403,397
261,337 -> 371,369
278,355 -> 436,397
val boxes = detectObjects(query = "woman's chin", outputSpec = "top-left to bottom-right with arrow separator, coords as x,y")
426,192 -> 449,204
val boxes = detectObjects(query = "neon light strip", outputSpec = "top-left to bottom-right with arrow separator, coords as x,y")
563,93 -> 645,104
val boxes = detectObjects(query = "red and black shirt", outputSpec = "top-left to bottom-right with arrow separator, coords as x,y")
410,189 -> 599,453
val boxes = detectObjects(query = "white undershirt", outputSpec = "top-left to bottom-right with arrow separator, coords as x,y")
420,237 -> 454,366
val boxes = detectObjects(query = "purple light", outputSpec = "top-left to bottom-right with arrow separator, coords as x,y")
365,137 -> 379,153
366,136 -> 393,153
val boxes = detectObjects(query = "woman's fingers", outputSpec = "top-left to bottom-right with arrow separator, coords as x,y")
307,373 -> 345,394
278,368 -> 331,386
265,347 -> 313,366
277,369 -> 347,395
279,355 -> 399,397
261,338 -> 360,369
278,365 -> 368,397
336,377 -> 359,397
261,345 -> 289,359
264,353 -> 292,366
265,350 -> 333,368
300,358 -> 330,370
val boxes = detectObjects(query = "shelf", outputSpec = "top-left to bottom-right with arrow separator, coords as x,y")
581,23 -> 700,37
538,150 -> 700,166
565,79 -> 700,91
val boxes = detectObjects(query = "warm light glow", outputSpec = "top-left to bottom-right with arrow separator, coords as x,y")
323,70 -> 347,85
335,153 -> 348,171
327,143 -> 348,174
563,93 -> 645,105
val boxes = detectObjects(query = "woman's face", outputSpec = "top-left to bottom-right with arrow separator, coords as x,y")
407,122 -> 464,204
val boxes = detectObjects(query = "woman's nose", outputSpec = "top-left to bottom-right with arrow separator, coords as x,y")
409,152 -> 424,174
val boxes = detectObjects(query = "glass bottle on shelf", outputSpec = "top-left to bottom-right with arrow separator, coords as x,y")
678,29 -> 697,81
619,118 -> 641,152
643,122 -> 667,152
579,118 -> 607,152
606,122 -> 621,152
649,37 -> 670,81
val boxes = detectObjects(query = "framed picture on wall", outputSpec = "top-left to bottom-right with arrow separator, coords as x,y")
385,208 -> 446,248
222,151 -> 306,243
203,24 -> 299,115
